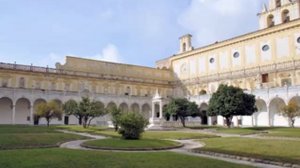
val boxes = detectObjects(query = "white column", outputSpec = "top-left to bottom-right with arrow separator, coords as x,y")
30,104 -> 34,125
151,102 -> 155,119
12,103 -> 16,125
267,106 -> 272,126
159,101 -> 163,119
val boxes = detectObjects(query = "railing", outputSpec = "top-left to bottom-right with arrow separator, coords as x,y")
0,87 -> 152,100
178,59 -> 300,85
190,85 -> 300,102
0,62 -> 172,86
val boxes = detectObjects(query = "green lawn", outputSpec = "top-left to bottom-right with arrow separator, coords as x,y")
197,137 -> 300,164
263,127 -> 300,138
0,125 -> 86,150
58,125 -> 218,139
0,125 -> 57,133
83,138 -> 181,150
214,127 -> 262,135
212,127 -> 300,137
0,148 -> 253,168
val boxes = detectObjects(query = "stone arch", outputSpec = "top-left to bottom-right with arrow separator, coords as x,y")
199,103 -> 209,125
141,103 -> 151,119
106,102 -> 117,110
104,101 -> 117,122
0,97 -> 13,124
131,103 -> 139,113
52,99 -> 63,109
282,9 -> 290,23
95,101 -> 105,109
15,98 -> 31,124
33,99 -> 47,125
254,99 -> 268,126
269,97 -> 287,126
64,99 -> 79,125
288,96 -> 300,126
288,96 -> 300,105
119,103 -> 129,113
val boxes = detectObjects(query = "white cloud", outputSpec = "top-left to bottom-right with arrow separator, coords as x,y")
47,43 -> 122,67
49,53 -> 66,65
178,0 -> 264,46
91,44 -> 122,63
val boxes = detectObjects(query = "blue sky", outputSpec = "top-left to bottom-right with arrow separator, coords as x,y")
0,0 -> 268,68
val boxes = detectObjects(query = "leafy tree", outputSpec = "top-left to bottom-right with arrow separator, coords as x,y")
280,100 -> 300,127
208,84 -> 257,128
63,99 -> 82,125
35,100 -> 63,127
107,106 -> 122,132
118,112 -> 149,139
79,97 -> 107,128
163,98 -> 199,127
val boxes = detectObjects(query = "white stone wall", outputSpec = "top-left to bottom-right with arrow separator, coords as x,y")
189,85 -> 300,127
0,88 -> 152,126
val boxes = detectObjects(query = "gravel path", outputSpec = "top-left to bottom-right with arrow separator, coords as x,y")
58,130 -> 287,168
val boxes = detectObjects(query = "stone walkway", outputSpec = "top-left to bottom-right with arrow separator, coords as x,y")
58,130 -> 287,168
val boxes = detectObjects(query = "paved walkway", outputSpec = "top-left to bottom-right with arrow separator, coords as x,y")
58,130 -> 286,168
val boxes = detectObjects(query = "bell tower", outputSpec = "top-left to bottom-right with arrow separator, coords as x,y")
258,0 -> 300,29
179,34 -> 193,53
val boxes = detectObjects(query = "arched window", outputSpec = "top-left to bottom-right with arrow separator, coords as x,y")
19,77 -> 25,88
276,0 -> 281,8
267,15 -> 275,27
282,10 -> 290,23
182,43 -> 186,52
125,86 -> 131,96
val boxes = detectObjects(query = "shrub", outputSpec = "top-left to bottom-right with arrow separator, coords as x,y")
118,112 -> 149,140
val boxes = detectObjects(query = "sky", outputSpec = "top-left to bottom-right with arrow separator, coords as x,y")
0,0 -> 268,68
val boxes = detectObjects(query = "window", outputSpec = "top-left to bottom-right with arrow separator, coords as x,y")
182,43 -> 186,52
267,15 -> 275,27
276,0 -> 281,8
233,52 -> 240,58
51,82 -> 56,90
281,78 -> 292,86
125,86 -> 131,96
2,79 -> 8,87
262,74 -> 269,83
297,37 -> 300,44
282,10 -> 290,23
262,45 -> 270,51
209,58 -> 215,63
19,77 -> 25,88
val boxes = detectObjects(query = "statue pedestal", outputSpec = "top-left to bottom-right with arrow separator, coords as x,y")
147,118 -> 165,130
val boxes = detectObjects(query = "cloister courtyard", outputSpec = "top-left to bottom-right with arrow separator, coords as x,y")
1,125 -> 300,168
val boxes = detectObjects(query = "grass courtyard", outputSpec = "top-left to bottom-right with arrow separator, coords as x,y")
0,125 -> 87,150
0,125 -> 253,168
0,148 -> 252,168
197,137 -> 300,164
193,126 -> 300,137
58,125 -> 218,139
82,138 -> 182,150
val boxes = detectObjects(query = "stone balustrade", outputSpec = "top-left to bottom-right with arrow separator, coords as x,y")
177,59 -> 300,86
